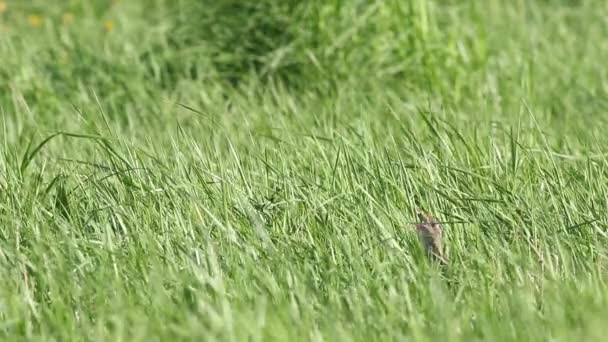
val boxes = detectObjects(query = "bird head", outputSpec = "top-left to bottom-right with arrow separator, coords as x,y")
416,210 -> 430,223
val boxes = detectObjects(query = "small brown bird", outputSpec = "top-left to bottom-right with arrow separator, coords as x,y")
415,210 -> 448,265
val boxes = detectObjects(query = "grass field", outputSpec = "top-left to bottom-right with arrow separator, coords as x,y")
2,0 -> 608,340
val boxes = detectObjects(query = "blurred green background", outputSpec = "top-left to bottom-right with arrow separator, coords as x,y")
2,1 -> 608,341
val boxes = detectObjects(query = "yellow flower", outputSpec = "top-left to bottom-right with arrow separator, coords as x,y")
28,15 -> 42,27
0,2 -> 7,14
62,13 -> 74,25
103,20 -> 113,32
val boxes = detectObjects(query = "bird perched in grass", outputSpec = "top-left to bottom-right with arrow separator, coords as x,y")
415,210 -> 448,265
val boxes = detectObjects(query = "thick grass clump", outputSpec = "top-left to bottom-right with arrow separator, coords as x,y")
1,0 -> 608,340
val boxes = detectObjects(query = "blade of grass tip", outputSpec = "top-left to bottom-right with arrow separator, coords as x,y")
441,164 -> 514,197
177,102 -> 221,129
19,131 -> 35,172
57,131 -> 113,141
342,148 -> 361,194
427,185 -> 463,208
228,140 -> 252,198
524,101 -> 578,231
301,134 -> 333,143
291,192 -> 348,234
2,106 -> 9,149
97,138 -> 133,169
354,183 -> 394,228
48,131 -> 131,168
330,144 -> 342,191
256,155 -> 280,178
565,218 -> 599,233
42,173 -> 65,200
57,157 -> 113,171
367,207 -> 401,252
238,194 -> 274,250
195,203 -> 241,247
70,103 -> 90,126
523,100 -> 558,171
438,116 -> 474,156
132,145 -> 170,171
257,133 -> 285,144
176,118 -> 186,140
358,237 -> 399,257
20,132 -> 62,175
509,126 -> 519,174
54,177 -> 71,221
93,89 -> 116,138
418,108 -> 451,153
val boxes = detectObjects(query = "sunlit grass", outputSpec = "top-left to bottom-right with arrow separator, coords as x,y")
1,0 -> 608,341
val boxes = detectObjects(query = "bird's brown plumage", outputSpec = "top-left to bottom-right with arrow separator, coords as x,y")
415,211 -> 447,265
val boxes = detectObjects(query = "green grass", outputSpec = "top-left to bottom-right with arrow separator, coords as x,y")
1,0 -> 608,340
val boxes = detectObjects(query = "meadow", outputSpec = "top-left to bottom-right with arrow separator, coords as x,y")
1,0 -> 608,340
